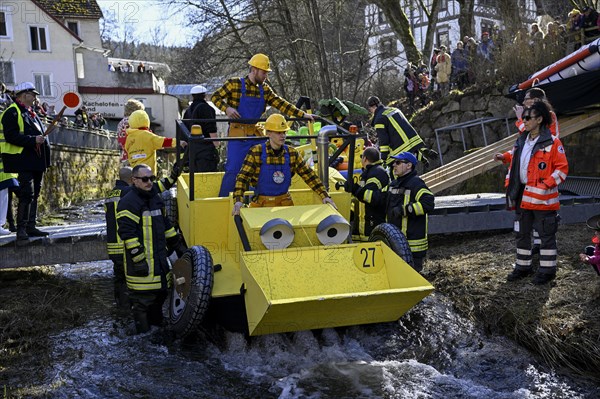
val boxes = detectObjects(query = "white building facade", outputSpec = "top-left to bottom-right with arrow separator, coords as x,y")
365,0 -> 538,74
0,0 -> 178,136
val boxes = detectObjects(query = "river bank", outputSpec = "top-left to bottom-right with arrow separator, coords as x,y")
426,223 -> 600,383
1,208 -> 599,396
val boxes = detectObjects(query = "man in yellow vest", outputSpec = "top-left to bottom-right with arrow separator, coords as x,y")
0,82 -> 50,244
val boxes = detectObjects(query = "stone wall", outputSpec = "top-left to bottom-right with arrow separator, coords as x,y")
38,145 -> 120,215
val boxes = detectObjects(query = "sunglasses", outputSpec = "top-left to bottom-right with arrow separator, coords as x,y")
393,160 -> 410,165
522,115 -> 538,121
133,175 -> 157,183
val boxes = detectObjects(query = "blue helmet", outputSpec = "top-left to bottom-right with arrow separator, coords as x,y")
391,151 -> 417,167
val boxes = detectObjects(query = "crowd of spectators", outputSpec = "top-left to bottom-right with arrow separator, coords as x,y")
1,83 -> 108,132
401,5 -> 599,114
108,61 -> 154,74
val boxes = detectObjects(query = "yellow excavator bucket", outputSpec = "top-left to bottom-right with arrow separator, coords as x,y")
240,241 -> 434,336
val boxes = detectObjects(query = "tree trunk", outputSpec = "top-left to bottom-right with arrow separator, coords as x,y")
420,0 -> 440,67
275,0 -> 312,98
367,0 -> 421,64
306,0 -> 334,98
456,0 -> 475,39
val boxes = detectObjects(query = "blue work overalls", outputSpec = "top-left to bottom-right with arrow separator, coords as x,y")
219,78 -> 265,197
255,143 -> 292,196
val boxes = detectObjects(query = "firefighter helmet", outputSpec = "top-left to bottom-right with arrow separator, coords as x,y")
248,53 -> 272,72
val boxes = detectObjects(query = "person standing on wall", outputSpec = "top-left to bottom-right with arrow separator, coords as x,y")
211,53 -> 314,197
0,82 -> 50,244
183,85 -> 220,172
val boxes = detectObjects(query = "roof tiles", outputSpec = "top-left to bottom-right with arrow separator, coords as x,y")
33,0 -> 103,19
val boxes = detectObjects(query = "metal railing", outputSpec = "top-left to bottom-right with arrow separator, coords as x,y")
434,116 -> 512,165
174,116 -> 364,201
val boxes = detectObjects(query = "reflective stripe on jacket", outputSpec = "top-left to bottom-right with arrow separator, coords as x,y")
372,105 -> 424,162
505,127 -> 568,211
373,170 -> 435,256
117,186 -> 175,291
352,161 -> 389,241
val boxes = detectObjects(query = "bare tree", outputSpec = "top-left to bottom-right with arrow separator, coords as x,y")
419,0 -> 441,66
365,0 -> 421,64
456,0 -> 475,39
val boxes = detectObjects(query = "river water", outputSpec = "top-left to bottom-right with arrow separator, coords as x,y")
24,259 -> 599,399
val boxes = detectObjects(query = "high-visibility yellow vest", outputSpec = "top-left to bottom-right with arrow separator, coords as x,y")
0,103 -> 26,155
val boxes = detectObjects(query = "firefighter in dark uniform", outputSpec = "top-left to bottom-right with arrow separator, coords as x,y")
105,164 -> 181,310
0,82 -> 50,244
104,166 -> 133,310
366,95 -> 435,167
372,152 -> 435,272
117,164 -> 186,334
343,147 -> 389,241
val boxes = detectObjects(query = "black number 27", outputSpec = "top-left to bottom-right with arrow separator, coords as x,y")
361,247 -> 376,268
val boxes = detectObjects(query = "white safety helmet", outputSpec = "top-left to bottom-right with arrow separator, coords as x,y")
190,85 -> 208,95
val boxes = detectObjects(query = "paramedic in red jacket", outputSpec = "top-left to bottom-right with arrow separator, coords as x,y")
504,100 -> 568,285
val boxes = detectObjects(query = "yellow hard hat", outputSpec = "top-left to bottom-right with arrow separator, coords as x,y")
128,110 -> 150,129
264,114 -> 288,132
248,53 -> 272,72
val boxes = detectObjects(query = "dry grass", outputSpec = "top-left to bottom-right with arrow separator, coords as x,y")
426,223 -> 600,382
0,267 -> 108,386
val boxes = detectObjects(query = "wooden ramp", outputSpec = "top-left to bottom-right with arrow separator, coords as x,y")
422,110 -> 600,194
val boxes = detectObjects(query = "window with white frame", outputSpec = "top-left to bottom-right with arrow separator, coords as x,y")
379,37 -> 398,58
377,9 -> 386,25
0,61 -> 14,85
0,8 -> 13,38
437,29 -> 450,49
29,25 -> 49,51
481,20 -> 494,36
67,21 -> 79,36
33,74 -> 52,96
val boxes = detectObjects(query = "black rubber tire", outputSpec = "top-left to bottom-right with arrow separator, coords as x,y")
161,187 -> 178,229
369,223 -> 414,267
168,245 -> 214,338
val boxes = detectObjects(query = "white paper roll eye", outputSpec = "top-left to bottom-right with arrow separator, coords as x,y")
316,215 -> 350,245
260,218 -> 295,249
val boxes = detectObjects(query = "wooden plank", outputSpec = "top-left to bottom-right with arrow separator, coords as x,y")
422,111 -> 600,193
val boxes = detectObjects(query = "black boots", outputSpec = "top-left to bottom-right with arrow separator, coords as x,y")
26,199 -> 48,237
133,309 -> 150,334
506,268 -> 533,282
26,227 -> 49,237
16,201 -> 30,245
